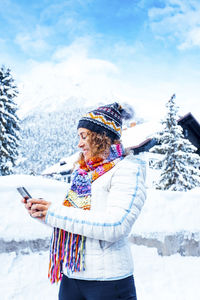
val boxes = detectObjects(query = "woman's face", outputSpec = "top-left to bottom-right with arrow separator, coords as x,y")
78,128 -> 92,161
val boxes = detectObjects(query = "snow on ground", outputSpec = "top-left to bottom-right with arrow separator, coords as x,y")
131,162 -> 200,238
132,245 -> 200,300
0,175 -> 68,241
0,251 -> 59,300
0,245 -> 199,300
132,187 -> 200,236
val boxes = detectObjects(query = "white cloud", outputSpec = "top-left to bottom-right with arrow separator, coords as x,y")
15,25 -> 52,55
148,0 -> 200,49
179,27 -> 200,49
110,41 -> 139,59
0,39 -> 20,72
52,37 -> 91,61
15,34 -> 47,53
39,1 -> 92,40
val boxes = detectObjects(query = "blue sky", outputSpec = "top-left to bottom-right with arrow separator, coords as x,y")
1,0 -> 200,121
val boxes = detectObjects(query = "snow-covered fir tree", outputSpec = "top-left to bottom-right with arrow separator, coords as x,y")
150,94 -> 200,191
0,65 -> 20,175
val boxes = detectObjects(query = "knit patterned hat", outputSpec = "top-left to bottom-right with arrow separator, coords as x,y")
77,102 -> 133,141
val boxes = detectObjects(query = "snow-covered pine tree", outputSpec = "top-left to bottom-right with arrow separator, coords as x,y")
150,94 -> 200,191
0,65 -> 20,175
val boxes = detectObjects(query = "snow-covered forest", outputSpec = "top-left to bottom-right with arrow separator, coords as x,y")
15,107 -> 86,175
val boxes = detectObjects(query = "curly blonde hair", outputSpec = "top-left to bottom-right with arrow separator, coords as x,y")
78,130 -> 120,162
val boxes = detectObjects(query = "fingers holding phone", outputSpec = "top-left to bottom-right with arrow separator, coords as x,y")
17,187 -> 51,221
29,198 -> 51,220
17,187 -> 32,216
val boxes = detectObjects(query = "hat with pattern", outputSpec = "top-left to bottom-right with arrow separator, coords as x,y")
77,102 -> 133,141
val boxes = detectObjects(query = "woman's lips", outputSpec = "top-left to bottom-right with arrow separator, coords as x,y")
83,149 -> 89,155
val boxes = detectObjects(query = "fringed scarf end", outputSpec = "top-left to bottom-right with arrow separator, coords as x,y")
48,228 -> 86,284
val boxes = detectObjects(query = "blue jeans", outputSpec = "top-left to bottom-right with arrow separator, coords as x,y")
59,274 -> 137,300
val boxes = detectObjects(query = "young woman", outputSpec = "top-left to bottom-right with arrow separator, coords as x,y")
22,102 -> 146,300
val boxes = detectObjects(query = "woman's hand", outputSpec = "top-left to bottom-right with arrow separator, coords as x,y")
21,198 -> 51,221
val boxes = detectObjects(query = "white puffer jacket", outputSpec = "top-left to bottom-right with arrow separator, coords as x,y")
45,153 -> 146,281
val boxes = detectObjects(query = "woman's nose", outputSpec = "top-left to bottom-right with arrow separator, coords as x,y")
78,139 -> 84,148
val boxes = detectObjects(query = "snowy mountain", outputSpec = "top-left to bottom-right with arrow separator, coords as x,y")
18,94 -> 89,119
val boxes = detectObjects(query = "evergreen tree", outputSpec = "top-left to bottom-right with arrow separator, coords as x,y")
150,94 -> 200,191
0,65 -> 20,175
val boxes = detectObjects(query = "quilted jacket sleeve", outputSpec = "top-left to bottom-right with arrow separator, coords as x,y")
45,156 -> 146,242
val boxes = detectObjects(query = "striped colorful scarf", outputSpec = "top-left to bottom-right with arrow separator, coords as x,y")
48,143 -> 124,284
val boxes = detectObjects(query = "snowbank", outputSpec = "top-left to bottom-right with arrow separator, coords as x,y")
132,187 -> 200,235
129,187 -> 200,256
0,175 -> 68,241
0,174 -> 199,243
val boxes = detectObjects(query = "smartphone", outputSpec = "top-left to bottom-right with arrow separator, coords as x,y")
17,187 -> 32,202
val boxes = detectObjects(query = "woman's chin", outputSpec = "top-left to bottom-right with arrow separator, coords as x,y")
83,153 -> 91,162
